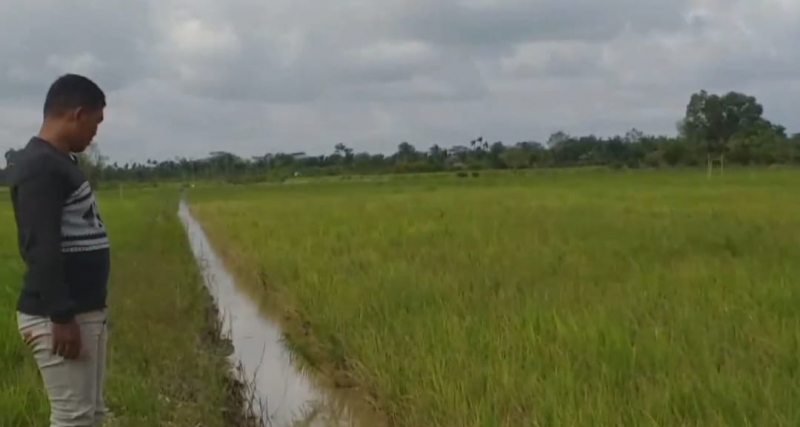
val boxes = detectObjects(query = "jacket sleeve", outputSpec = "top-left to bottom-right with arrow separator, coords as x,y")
16,168 -> 73,323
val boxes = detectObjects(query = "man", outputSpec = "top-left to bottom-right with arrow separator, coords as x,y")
7,74 -> 110,427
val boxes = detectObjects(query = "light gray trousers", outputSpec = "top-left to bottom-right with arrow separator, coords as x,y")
17,310 -> 109,427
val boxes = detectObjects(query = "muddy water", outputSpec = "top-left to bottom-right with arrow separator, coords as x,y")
178,201 -> 360,427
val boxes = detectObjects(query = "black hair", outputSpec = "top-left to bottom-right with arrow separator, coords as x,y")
43,74 -> 106,117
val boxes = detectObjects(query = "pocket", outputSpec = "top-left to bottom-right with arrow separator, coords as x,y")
17,312 -> 49,331
16,313 -> 50,348
76,310 -> 107,326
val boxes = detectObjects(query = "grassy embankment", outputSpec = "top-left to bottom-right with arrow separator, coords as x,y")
0,188 -> 245,427
189,168 -> 800,427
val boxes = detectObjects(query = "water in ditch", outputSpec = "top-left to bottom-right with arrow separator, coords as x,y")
178,200 -> 373,427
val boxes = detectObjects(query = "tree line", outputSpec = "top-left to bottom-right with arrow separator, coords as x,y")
2,90 -> 799,186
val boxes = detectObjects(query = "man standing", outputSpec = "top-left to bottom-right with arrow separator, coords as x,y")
7,74 -> 110,427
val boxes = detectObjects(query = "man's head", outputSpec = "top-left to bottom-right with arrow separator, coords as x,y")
42,74 -> 105,153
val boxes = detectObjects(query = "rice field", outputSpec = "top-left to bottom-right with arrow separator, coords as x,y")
188,169 -> 800,427
0,188 -> 239,427
3,168 -> 799,427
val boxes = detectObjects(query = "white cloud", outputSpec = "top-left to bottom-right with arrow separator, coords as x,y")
168,19 -> 241,57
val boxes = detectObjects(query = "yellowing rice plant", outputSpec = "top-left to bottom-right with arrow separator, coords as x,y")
189,169 -> 800,427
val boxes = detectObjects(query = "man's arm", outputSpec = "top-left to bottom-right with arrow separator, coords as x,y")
16,168 -> 74,323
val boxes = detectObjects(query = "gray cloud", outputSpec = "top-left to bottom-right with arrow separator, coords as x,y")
2,0 -> 800,164
0,0 -> 154,97
394,0 -> 693,48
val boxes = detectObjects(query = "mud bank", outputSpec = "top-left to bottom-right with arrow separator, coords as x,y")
179,200 -> 368,427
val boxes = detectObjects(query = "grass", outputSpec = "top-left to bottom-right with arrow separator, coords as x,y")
0,188 -> 241,427
188,168 -> 800,427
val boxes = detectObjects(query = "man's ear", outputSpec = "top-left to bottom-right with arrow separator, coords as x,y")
70,106 -> 84,122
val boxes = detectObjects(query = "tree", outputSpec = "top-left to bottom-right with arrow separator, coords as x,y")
77,143 -> 108,188
427,144 -> 447,168
547,131 -> 570,148
624,128 -> 645,144
500,146 -> 528,169
0,149 -> 14,184
21,87 -> 794,184
682,90 -> 766,155
4,148 -> 19,168
396,142 -> 418,162
334,143 -> 354,165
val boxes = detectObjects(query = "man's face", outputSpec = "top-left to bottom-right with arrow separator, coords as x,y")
67,107 -> 104,153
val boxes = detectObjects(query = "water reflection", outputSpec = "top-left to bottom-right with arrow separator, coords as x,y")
178,201 -> 356,427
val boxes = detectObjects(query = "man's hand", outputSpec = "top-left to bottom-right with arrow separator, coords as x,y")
52,320 -> 82,360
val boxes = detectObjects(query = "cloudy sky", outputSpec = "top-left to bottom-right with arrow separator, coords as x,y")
1,0 -> 799,164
